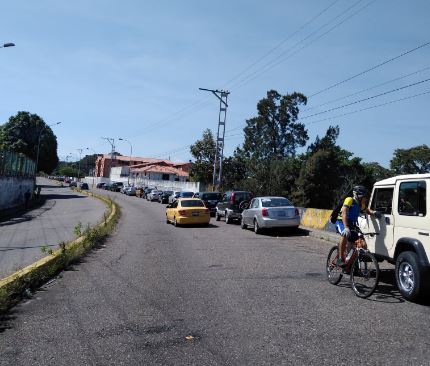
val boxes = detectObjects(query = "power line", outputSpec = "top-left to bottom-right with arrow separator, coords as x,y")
300,77 -> 430,120
221,0 -> 341,88
308,41 -> 430,98
306,90 -> 430,125
302,65 -> 430,112
230,0 -> 373,91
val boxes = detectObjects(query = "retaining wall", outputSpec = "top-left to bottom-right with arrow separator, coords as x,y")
299,207 -> 337,232
0,177 -> 34,210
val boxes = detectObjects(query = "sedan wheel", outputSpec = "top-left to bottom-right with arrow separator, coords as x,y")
254,219 -> 261,234
241,218 -> 247,229
225,212 -> 231,224
173,217 -> 179,227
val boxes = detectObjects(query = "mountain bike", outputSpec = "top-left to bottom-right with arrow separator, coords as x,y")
326,226 -> 380,298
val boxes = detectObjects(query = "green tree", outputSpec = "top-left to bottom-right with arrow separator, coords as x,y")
0,111 -> 59,173
390,145 -> 430,174
243,90 -> 308,160
58,166 -> 79,178
189,129 -> 218,184
221,148 -> 247,190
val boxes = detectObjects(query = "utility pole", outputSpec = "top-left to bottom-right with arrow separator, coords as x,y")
199,88 -> 230,189
77,148 -> 83,181
102,137 -> 115,180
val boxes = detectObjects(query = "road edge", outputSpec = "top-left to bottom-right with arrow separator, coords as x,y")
0,190 -> 120,313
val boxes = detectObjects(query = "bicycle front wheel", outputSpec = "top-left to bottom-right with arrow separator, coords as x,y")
350,251 -> 379,298
326,245 -> 343,285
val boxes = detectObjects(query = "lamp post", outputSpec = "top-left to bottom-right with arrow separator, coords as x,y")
77,148 -> 83,182
102,137 -> 115,181
118,138 -> 132,185
1,43 -> 15,48
36,122 -> 61,175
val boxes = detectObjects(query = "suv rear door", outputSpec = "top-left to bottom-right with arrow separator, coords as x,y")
367,186 -> 395,256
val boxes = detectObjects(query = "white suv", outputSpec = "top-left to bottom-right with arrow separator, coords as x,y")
362,174 -> 430,301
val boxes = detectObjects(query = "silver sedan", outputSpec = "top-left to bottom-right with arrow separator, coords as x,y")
241,196 -> 300,234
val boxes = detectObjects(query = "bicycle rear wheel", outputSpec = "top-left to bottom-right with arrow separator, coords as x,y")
326,246 -> 343,285
350,250 -> 379,298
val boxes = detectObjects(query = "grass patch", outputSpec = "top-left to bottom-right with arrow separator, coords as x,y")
0,192 -> 120,314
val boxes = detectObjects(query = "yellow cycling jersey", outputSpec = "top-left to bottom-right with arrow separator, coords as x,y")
337,197 -> 365,221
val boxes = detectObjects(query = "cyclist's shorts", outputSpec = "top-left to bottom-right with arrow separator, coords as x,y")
335,220 -> 358,242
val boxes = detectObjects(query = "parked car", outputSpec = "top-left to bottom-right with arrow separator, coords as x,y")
69,181 -> 78,187
241,196 -> 300,234
147,189 -> 162,201
168,191 -> 181,204
159,190 -> 174,204
124,186 -> 136,196
362,173 -> 430,302
143,187 -> 153,199
79,182 -> 89,190
196,192 -> 222,216
103,183 -> 113,190
166,198 -> 210,226
96,182 -> 106,189
121,184 -> 132,194
215,190 -> 252,224
110,182 -> 123,192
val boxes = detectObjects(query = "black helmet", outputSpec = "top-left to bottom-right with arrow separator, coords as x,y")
353,185 -> 368,198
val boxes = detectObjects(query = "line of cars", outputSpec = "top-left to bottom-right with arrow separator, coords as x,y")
94,183 -> 301,234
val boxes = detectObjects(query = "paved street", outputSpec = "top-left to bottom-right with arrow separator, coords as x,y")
0,178 -> 107,278
0,189 -> 429,365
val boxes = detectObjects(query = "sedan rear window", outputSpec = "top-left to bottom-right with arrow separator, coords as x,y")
261,198 -> 293,207
180,200 -> 205,207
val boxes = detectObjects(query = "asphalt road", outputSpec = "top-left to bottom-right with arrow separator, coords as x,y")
0,178 -> 107,278
0,189 -> 429,365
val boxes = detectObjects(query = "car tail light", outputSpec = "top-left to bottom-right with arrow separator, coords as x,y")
262,208 -> 268,217
178,210 -> 187,216
230,192 -> 235,203
295,208 -> 300,216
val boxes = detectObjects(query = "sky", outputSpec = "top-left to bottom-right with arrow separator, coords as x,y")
1,0 -> 429,168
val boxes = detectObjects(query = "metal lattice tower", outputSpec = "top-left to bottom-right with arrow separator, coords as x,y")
199,88 -> 230,188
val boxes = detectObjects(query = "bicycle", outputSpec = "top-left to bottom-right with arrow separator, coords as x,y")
326,226 -> 380,298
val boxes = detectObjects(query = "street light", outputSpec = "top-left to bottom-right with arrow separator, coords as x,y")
118,138 -> 133,185
77,148 -> 83,182
35,122 -> 62,175
1,43 -> 15,48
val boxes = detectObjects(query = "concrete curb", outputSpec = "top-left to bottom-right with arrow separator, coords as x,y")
301,226 -> 339,246
0,190 -> 120,313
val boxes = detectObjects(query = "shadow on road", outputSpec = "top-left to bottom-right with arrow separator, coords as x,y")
0,243 -> 58,252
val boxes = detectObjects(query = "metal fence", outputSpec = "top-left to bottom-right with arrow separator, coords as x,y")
0,150 -> 35,178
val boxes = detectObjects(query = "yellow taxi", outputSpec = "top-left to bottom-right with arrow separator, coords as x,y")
166,198 -> 210,226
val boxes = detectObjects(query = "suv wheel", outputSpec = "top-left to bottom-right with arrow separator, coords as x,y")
395,251 -> 428,301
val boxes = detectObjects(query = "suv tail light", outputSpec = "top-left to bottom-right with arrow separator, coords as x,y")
230,192 -> 235,203
262,208 -> 268,217
178,210 -> 187,216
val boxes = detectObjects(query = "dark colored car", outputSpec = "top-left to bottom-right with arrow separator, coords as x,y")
143,187 -> 153,199
69,181 -> 78,187
103,183 -> 113,190
110,182 -> 124,192
215,190 -> 252,224
178,191 -> 194,199
159,190 -> 174,204
197,192 -> 222,215
79,182 -> 89,190
96,182 -> 106,189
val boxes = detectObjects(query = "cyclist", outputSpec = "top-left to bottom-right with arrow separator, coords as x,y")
336,185 -> 381,266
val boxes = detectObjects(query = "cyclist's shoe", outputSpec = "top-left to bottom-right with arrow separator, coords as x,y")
336,258 -> 346,267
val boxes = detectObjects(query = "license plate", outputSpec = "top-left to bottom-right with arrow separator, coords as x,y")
277,211 -> 286,217
192,212 -> 199,216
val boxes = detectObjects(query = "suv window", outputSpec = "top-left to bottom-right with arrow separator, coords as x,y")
233,192 -> 250,203
370,188 -> 394,214
398,181 -> 426,217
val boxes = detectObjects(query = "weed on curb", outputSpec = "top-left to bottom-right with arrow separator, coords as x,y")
0,194 -> 120,314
